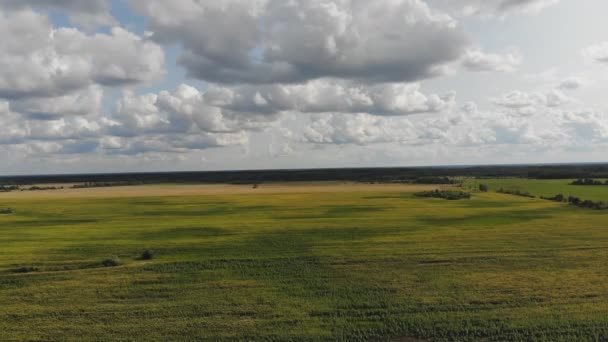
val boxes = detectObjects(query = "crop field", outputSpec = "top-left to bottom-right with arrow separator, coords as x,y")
0,182 -> 607,341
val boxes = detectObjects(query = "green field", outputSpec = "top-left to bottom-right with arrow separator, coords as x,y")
1,184 -> 608,341
465,178 -> 608,202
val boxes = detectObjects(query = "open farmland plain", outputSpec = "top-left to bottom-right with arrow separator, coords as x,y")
0,182 -> 607,341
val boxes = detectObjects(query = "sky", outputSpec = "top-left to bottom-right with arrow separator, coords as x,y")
1,0 -> 608,175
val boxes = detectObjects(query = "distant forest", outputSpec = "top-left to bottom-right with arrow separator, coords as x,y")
2,164 -> 608,185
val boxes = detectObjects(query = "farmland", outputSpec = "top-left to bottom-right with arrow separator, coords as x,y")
466,178 -> 608,202
0,182 -> 607,341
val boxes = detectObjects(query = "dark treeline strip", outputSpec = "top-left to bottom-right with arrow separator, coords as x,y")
569,178 -> 608,186
72,181 -> 144,189
24,186 -> 63,191
542,194 -> 608,210
415,190 -> 471,200
412,177 -> 457,184
2,163 -> 608,185
0,185 -> 19,192
496,188 -> 535,198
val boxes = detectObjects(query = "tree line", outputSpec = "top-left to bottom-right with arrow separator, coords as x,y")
0,185 -> 19,192
415,190 -> 471,200
496,188 -> 535,198
542,194 -> 608,210
71,181 -> 143,189
569,178 -> 608,186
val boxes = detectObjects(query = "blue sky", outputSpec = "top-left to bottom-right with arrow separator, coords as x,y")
1,0 -> 608,175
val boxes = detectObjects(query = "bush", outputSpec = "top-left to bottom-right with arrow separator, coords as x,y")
540,195 -> 608,210
479,184 -> 489,192
496,188 -> 535,198
12,267 -> 39,273
541,194 -> 565,202
140,250 -> 154,260
101,257 -> 121,267
0,208 -> 14,215
415,190 -> 471,200
569,178 -> 607,186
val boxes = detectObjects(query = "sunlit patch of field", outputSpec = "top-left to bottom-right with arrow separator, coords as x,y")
0,183 -> 607,340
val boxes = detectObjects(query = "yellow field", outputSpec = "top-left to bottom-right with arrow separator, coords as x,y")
0,182 -> 440,199
0,182 -> 607,341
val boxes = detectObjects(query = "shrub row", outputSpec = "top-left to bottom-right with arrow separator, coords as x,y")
72,181 -> 143,189
496,188 -> 535,198
412,177 -> 457,185
0,185 -> 19,192
542,194 -> 608,210
415,190 -> 471,200
569,178 -> 608,186
0,208 -> 14,215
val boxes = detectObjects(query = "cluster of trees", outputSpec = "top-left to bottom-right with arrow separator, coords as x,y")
72,181 -> 143,189
415,190 -> 471,200
541,194 -> 608,210
569,178 -> 608,186
0,185 -> 19,192
0,208 -> 14,214
0,184 -> 66,192
412,177 -> 458,185
25,186 -> 63,191
566,196 -> 608,210
541,194 -> 565,202
496,188 -> 535,198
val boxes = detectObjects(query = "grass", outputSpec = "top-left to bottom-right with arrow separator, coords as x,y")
0,184 -> 607,340
466,178 -> 608,202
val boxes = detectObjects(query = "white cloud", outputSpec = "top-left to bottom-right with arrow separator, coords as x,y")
561,109 -> 608,142
462,49 -> 522,72
11,86 -> 103,120
558,77 -> 585,90
492,89 -> 571,112
0,0 -> 115,29
103,84 -> 268,155
433,0 -> 560,17
131,0 -> 469,84
582,42 -> 608,64
303,113 -> 415,145
0,9 -> 165,100
205,80 -> 455,116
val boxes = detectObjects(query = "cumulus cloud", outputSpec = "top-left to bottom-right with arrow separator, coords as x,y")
11,86 -> 103,120
492,89 -> 571,113
0,0 -> 115,28
104,133 -> 249,156
582,42 -> 608,64
558,77 -> 585,90
298,85 -> 607,150
303,113 -> 415,145
102,84 -> 265,155
0,83 -> 256,156
561,109 -> 608,142
0,9 -> 165,100
462,49 -> 522,72
205,80 -> 455,116
433,0 -> 560,17
109,84 -> 252,138
0,109 -> 103,146
130,0 -> 469,84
